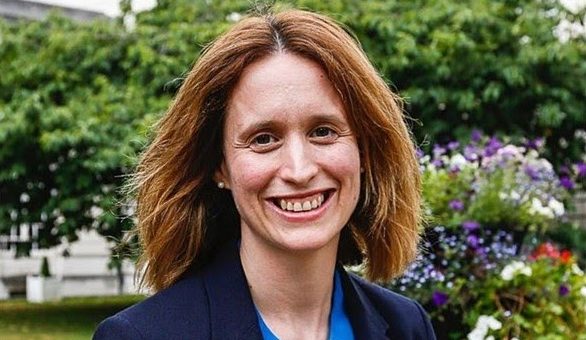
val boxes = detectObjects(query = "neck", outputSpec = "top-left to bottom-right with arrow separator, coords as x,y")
239,230 -> 339,340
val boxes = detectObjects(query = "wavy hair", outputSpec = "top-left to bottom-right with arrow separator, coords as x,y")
132,9 -> 422,292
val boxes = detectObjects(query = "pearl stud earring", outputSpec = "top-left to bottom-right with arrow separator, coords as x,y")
217,182 -> 225,189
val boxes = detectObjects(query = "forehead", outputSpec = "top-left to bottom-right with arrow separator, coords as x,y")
225,53 -> 348,129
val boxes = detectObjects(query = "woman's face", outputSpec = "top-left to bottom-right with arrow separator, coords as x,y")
217,53 -> 361,254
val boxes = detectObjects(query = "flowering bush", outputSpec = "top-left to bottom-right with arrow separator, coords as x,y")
420,132 -> 568,233
465,246 -> 586,339
389,133 -> 586,339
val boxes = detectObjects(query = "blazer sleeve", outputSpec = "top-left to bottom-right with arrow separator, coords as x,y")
93,314 -> 144,340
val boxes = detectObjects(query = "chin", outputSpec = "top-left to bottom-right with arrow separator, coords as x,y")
272,230 -> 341,254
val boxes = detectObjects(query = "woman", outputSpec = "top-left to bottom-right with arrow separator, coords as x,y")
94,8 -> 435,340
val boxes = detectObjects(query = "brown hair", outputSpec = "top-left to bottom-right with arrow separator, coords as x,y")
132,9 -> 422,292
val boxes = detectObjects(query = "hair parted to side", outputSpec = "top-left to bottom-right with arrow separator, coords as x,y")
132,8 -> 422,292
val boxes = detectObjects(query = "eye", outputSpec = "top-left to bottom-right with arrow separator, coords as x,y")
253,134 -> 275,145
313,127 -> 333,137
310,126 -> 338,142
249,133 -> 279,152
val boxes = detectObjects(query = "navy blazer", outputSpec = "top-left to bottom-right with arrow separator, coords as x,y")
94,243 -> 436,339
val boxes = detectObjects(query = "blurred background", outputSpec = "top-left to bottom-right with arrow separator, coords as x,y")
0,0 -> 585,339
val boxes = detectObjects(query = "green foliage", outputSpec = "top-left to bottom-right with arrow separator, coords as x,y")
0,14 -> 167,253
465,257 -> 586,339
1,1 -> 585,255
345,0 -> 586,163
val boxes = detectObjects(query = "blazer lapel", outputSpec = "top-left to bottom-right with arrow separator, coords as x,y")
340,269 -> 390,339
201,242 -> 263,340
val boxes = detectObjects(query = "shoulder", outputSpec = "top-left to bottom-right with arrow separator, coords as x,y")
346,272 -> 436,339
93,272 -> 210,340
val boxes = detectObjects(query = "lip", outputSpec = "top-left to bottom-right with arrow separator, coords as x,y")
269,188 -> 332,200
266,189 -> 335,223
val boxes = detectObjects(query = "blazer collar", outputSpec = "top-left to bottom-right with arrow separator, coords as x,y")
201,242 -> 263,340
339,268 -> 390,339
201,242 -> 389,339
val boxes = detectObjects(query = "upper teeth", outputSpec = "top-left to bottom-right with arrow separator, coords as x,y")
279,194 -> 324,212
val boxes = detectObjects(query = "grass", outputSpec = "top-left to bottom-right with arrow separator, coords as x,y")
0,295 -> 145,340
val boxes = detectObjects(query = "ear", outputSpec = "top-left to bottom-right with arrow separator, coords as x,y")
213,161 -> 231,190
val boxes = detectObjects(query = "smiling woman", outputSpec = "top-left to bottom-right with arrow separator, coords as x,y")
94,8 -> 435,340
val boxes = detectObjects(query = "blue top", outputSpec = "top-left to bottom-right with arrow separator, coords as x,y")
256,270 -> 355,340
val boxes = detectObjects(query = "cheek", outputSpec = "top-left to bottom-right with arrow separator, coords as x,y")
226,153 -> 275,195
320,143 -> 361,178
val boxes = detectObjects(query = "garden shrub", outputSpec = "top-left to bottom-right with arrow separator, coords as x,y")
390,132 -> 586,338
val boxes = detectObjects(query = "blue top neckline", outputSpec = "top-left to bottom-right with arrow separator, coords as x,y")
255,270 -> 355,340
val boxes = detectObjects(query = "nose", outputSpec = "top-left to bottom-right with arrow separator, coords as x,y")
278,136 -> 319,185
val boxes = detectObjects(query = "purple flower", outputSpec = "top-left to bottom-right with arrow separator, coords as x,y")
484,136 -> 502,157
447,141 -> 460,151
433,144 -> 446,158
449,199 -> 464,211
525,138 -> 544,150
559,284 -> 570,297
475,247 -> 487,256
464,145 -> 479,161
432,158 -> 444,167
432,291 -> 449,307
524,165 -> 540,180
467,235 -> 479,248
471,129 -> 483,143
560,177 -> 574,190
577,162 -> 586,177
462,220 -> 480,232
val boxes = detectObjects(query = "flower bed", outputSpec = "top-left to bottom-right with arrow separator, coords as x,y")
390,133 -> 586,339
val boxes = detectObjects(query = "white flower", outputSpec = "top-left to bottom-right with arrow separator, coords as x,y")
548,198 -> 565,217
481,315 -> 502,330
226,12 -> 242,22
529,197 -> 554,219
499,190 -> 521,202
467,328 -> 486,340
501,261 -> 532,281
450,154 -> 467,169
520,266 -> 532,277
501,266 -> 515,281
580,286 -> 586,298
89,206 -> 104,218
467,315 -> 502,340
572,264 -> 584,276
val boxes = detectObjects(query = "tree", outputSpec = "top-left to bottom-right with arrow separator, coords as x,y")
1,0 -> 584,254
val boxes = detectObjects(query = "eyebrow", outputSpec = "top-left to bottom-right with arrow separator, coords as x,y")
308,113 -> 348,127
235,120 -> 280,142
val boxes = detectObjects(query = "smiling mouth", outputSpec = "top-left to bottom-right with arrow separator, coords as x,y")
271,191 -> 332,212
